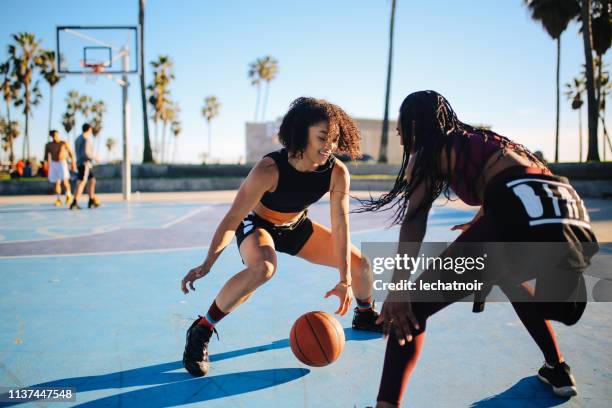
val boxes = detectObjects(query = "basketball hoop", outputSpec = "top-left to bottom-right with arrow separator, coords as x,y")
84,63 -> 105,84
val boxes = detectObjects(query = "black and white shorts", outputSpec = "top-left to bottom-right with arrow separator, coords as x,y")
235,211 -> 314,256
77,163 -> 95,181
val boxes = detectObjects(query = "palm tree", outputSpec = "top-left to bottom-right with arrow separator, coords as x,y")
63,90 -> 79,142
0,116 -> 20,164
105,137 -> 116,161
1,60 -> 18,164
379,0 -> 397,163
170,118 -> 182,163
61,111 -> 75,143
9,32 -> 44,160
90,100 -> 106,155
258,56 -> 278,122
581,0 -> 600,161
525,0 -> 581,162
565,76 -> 586,161
590,1 -> 611,159
147,55 -> 174,161
202,96 -> 220,162
139,0 -> 154,163
161,101 -> 178,163
248,60 -> 262,121
35,49 -> 62,133
592,56 -> 611,159
78,94 -> 93,123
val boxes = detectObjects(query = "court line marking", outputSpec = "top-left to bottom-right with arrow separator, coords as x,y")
0,205 -> 211,244
0,245 -> 210,260
0,226 -> 396,259
161,206 -> 211,228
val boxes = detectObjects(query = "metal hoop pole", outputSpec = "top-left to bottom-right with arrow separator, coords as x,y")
121,47 -> 131,201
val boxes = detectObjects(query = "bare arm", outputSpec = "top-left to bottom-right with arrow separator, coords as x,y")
393,180 -> 431,282
201,158 -> 277,273
377,180 -> 431,343
330,161 -> 351,284
325,160 -> 354,315
181,158 -> 277,294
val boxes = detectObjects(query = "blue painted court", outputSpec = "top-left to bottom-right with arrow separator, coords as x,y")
1,196 -> 610,407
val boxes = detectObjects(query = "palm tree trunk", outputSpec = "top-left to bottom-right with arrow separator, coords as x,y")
9,135 -> 14,164
578,108 -> 583,162
48,84 -> 54,133
172,138 -> 177,163
254,82 -> 261,122
5,100 -> 14,164
582,0 -> 599,161
23,80 -> 31,160
208,121 -> 212,161
597,57 -> 604,161
554,37 -> 560,162
139,0 -> 153,163
161,120 -> 167,163
261,81 -> 270,122
154,120 -> 159,162
379,0 -> 396,164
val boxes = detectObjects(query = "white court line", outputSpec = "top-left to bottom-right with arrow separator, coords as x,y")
0,245 -> 210,260
0,205 -> 211,244
161,206 -> 210,229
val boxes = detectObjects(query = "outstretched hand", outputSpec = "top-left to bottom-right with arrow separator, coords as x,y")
324,281 -> 353,316
375,301 -> 420,346
181,264 -> 209,294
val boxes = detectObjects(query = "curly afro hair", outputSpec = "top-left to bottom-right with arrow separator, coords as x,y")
277,97 -> 361,160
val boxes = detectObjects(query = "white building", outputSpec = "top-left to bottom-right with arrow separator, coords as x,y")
245,117 -> 403,164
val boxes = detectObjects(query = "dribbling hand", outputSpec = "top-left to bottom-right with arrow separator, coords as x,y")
181,264 -> 208,294
324,281 -> 353,316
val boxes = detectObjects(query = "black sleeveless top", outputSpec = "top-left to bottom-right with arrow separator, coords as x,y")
260,148 -> 336,213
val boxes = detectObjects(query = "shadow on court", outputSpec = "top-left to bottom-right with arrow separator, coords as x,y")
470,376 -> 569,407
0,329 -> 378,407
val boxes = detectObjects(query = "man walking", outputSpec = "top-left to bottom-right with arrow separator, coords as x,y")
44,130 -> 76,206
70,123 -> 100,210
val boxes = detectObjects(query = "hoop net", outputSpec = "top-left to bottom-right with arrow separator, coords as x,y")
84,63 -> 106,84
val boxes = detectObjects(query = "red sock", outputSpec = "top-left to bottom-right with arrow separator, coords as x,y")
198,300 -> 228,328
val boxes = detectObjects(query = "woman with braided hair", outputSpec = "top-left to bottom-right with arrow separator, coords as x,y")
359,90 -> 597,406
180,97 -> 383,377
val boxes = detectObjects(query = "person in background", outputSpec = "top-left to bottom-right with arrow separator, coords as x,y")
44,130 -> 76,206
71,123 -> 100,210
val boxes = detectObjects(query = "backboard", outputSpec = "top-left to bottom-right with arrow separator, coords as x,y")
56,26 -> 138,74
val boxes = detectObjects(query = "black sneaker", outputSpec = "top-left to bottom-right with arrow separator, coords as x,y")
537,361 -> 577,397
352,304 -> 383,333
183,317 -> 217,377
88,197 -> 100,208
69,199 -> 81,210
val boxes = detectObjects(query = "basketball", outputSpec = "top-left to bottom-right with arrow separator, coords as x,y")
289,311 -> 345,367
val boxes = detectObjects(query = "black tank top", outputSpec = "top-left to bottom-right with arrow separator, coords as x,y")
260,148 -> 335,213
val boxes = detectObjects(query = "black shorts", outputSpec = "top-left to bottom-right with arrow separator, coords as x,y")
235,211 -> 314,256
483,167 -> 597,244
77,164 -> 95,181
471,166 -> 599,324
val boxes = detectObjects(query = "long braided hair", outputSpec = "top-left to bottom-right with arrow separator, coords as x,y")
356,90 -> 545,224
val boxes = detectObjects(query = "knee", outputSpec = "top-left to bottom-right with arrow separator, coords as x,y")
249,260 -> 276,285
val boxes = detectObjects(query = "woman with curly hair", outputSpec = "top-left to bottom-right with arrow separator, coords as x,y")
180,97 -> 383,377
359,91 -> 597,406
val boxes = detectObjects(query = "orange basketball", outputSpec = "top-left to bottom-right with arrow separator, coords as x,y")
289,311 -> 345,367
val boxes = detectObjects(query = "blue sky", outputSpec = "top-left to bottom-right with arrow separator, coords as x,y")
1,0 -> 609,163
